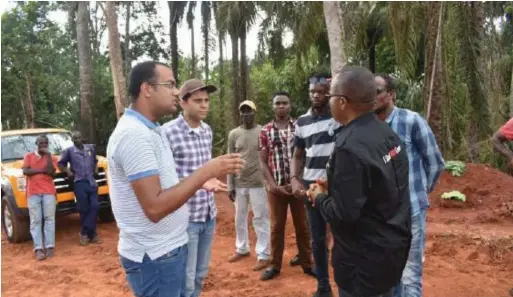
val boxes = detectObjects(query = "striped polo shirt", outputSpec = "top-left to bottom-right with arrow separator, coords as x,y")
106,108 -> 189,263
293,109 -> 341,183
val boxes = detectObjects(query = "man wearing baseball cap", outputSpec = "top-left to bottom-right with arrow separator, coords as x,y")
227,100 -> 271,272
163,78 -> 219,297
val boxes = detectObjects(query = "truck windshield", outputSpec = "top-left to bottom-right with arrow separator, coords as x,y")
1,132 -> 74,162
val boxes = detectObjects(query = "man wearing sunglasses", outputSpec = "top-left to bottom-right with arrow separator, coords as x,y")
374,73 -> 445,297
291,74 -> 341,297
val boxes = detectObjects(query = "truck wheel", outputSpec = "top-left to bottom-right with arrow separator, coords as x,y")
98,207 -> 115,223
1,197 -> 30,243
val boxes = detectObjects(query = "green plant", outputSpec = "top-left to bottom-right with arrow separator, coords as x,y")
441,190 -> 466,202
445,160 -> 466,176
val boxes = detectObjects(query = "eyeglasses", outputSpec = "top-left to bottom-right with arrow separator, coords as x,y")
148,81 -> 177,89
309,77 -> 330,85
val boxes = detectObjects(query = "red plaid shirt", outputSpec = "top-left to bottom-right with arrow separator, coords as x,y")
259,117 -> 295,186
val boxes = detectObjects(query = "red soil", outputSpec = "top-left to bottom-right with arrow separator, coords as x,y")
2,163 -> 512,297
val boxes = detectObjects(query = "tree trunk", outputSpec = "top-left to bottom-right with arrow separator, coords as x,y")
124,2 -> 131,82
463,1 -> 490,161
168,1 -> 181,84
22,72 -> 35,128
239,23 -> 248,103
423,2 -> 444,147
323,1 -> 346,74
201,1 -> 211,82
190,24 -> 196,78
230,30 -> 240,126
510,63 -> 513,118
104,1 -> 128,119
76,2 -> 96,143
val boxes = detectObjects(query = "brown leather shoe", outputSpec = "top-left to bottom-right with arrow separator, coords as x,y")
228,252 -> 250,263
252,259 -> 270,271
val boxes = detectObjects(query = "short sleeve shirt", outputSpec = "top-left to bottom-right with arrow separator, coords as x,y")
500,118 -> 513,141
106,108 -> 188,263
23,152 -> 58,197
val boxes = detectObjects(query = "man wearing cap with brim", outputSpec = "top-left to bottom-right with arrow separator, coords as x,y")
227,100 -> 271,272
163,78 -> 218,297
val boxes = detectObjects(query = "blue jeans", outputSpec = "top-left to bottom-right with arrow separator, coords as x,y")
304,180 -> 331,292
392,209 -> 426,297
28,194 -> 56,251
74,180 -> 99,238
185,218 -> 216,297
120,245 -> 188,297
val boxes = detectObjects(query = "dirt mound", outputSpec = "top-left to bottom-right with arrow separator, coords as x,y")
429,163 -> 513,222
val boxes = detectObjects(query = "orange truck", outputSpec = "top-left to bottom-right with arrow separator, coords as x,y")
1,128 -> 113,243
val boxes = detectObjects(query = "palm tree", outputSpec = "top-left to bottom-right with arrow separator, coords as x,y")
201,1 -> 212,82
167,1 -> 187,83
187,1 -> 197,78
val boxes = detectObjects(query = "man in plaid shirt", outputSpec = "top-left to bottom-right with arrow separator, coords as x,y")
375,74 -> 445,297
258,91 -> 315,281
163,78 -> 218,297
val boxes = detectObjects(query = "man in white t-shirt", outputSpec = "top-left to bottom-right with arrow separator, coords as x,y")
107,61 -> 243,297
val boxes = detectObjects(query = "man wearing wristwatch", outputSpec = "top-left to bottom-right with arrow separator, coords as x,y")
290,74 -> 342,297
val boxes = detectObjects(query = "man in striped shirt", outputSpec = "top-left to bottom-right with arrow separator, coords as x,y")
374,74 -> 445,297
291,74 -> 341,297
107,61 -> 243,297
163,78 -> 217,297
258,91 -> 315,281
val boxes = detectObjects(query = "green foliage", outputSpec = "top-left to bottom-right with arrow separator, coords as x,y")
445,160 -> 466,176
441,191 -> 466,202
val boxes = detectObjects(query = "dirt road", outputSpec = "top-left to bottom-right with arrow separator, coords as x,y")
2,164 -> 512,297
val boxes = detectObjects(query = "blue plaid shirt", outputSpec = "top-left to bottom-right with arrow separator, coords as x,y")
162,114 -> 216,223
386,107 -> 445,215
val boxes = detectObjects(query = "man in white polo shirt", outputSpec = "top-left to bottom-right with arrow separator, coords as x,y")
107,61 -> 244,297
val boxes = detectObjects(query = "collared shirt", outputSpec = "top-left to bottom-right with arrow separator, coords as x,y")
23,151 -> 58,197
106,108 -> 188,263
162,114 -> 216,223
259,117 -> 296,186
58,144 -> 98,187
315,112 -> 411,296
386,106 -> 445,215
293,109 -> 342,183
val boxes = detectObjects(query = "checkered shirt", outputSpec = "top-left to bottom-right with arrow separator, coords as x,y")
259,118 -> 296,186
386,107 -> 445,215
163,114 -> 216,222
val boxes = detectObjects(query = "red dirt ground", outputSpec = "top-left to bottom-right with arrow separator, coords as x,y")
2,163 -> 512,297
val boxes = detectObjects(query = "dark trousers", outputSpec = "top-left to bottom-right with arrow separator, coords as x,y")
74,180 -> 99,238
339,288 -> 393,297
304,180 -> 331,291
268,190 -> 312,271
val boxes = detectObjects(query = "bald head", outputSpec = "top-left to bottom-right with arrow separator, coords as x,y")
331,66 -> 377,109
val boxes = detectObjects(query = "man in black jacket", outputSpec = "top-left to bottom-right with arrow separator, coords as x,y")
308,66 -> 412,297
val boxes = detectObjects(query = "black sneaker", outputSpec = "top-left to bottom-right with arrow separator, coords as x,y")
260,267 -> 280,281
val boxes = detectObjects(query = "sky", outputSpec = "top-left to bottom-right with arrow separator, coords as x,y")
1,1 -> 293,68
